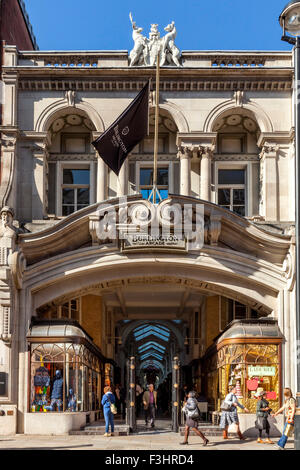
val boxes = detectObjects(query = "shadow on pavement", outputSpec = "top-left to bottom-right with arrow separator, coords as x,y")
5,444 -> 94,450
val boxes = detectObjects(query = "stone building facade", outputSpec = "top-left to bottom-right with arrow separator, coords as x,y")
0,36 -> 297,435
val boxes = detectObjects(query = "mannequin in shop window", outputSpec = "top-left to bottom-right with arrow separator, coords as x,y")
45,370 -> 63,412
67,388 -> 77,412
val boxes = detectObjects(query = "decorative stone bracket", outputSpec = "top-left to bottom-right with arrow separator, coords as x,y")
0,207 -> 25,344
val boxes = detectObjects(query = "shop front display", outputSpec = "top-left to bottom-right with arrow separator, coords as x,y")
203,319 -> 283,414
27,320 -> 106,414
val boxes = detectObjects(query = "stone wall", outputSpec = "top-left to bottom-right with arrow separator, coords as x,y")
81,295 -> 103,350
205,296 -> 220,349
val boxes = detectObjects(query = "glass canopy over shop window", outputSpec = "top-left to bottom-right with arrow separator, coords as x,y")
27,320 -> 107,414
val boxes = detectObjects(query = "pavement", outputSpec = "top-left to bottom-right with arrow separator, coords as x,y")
0,432 -> 295,450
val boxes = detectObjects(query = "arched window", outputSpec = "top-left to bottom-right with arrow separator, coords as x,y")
47,109 -> 96,217
212,111 -> 260,218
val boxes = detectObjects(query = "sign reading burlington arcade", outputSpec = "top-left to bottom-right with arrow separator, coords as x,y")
121,233 -> 187,251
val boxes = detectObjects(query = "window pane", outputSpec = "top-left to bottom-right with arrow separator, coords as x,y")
233,189 -> 245,205
233,206 -> 245,217
140,168 -> 169,187
159,189 -> 169,200
77,188 -> 90,205
141,189 -> 168,201
63,169 -> 90,185
62,206 -> 75,216
157,168 -> 169,186
62,188 -> 75,204
218,189 -> 230,205
140,168 -> 153,186
218,170 -> 245,185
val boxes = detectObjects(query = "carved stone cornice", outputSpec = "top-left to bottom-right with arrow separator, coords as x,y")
48,153 -> 97,162
17,78 -> 292,93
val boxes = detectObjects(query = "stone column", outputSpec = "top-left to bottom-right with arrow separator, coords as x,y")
200,146 -> 213,202
259,144 -> 279,221
178,147 -> 192,196
117,160 -> 128,197
97,157 -> 107,202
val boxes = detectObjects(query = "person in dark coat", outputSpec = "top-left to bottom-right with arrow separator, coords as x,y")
255,390 -> 272,444
180,391 -> 209,446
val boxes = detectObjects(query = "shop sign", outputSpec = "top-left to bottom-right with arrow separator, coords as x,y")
248,366 -> 276,377
121,233 -> 187,251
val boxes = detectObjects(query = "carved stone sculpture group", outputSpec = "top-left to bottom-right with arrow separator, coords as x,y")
129,13 -> 181,67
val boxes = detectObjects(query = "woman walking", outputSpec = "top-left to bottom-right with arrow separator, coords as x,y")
255,390 -> 273,444
272,387 -> 296,450
220,385 -> 250,440
180,391 -> 209,446
101,386 -> 116,437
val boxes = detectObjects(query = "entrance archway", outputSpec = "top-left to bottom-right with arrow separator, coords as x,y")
118,320 -> 183,431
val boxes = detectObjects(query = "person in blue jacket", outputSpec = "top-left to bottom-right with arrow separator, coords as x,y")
101,386 -> 116,436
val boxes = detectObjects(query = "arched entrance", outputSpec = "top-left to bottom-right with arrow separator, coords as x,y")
10,196 -> 292,434
118,320 -> 183,432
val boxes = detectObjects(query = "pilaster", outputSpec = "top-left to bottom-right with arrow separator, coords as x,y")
259,144 -> 280,221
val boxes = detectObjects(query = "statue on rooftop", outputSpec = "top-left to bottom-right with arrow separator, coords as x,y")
129,13 -> 181,67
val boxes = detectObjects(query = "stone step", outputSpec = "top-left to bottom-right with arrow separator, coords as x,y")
70,425 -> 130,436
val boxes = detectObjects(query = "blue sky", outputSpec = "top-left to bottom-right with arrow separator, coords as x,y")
24,0 -> 293,52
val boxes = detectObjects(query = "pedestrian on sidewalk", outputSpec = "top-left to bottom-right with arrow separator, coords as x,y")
220,385 -> 250,440
101,386 -> 116,437
255,390 -> 273,444
180,391 -> 209,446
143,383 -> 157,428
272,387 -> 296,450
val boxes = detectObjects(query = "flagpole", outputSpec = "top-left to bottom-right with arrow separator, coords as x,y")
153,52 -> 160,205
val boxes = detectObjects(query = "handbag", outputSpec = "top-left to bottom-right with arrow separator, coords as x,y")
107,395 -> 117,415
220,400 -> 232,412
187,407 -> 200,420
255,417 -> 265,430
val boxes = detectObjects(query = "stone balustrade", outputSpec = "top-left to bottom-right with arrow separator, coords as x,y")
7,49 -> 292,69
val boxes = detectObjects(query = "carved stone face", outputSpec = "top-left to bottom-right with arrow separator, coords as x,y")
1,211 -> 12,226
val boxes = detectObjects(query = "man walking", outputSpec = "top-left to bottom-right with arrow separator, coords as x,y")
143,384 -> 157,428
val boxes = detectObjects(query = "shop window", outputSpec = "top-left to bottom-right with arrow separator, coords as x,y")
29,340 -> 102,414
217,169 -> 246,217
203,321 -> 282,414
140,166 -> 169,201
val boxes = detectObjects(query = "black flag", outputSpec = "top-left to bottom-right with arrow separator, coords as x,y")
92,81 -> 149,175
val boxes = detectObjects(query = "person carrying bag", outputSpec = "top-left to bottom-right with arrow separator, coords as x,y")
180,391 -> 209,446
255,390 -> 272,444
101,386 -> 116,437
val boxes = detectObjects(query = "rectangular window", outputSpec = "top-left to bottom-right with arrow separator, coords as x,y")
140,166 -> 169,201
62,168 -> 90,216
60,298 -> 81,322
217,168 -> 246,216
